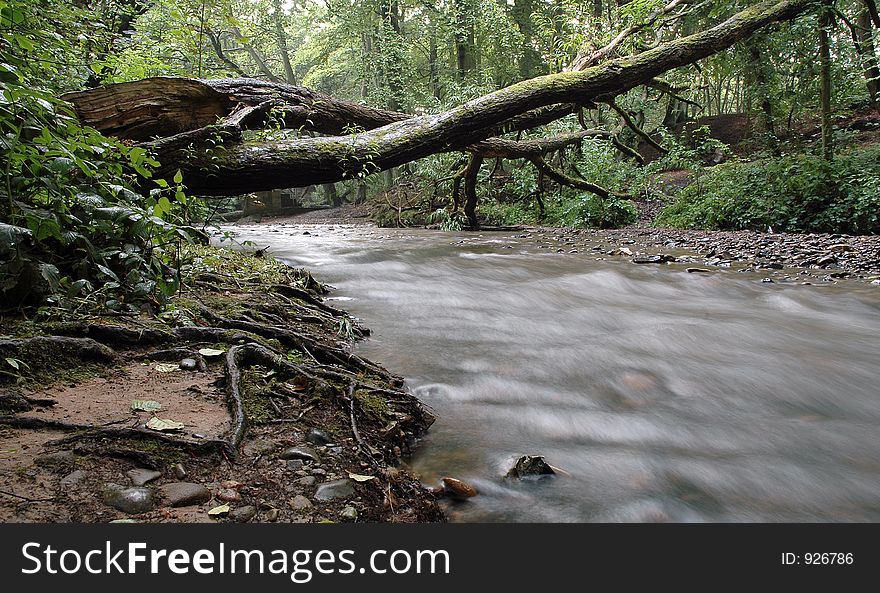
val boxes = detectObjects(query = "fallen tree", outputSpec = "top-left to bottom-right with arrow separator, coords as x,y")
64,0 -> 817,226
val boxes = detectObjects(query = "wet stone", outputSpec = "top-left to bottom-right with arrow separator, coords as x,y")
179,358 -> 198,371
127,468 -> 162,487
306,428 -> 333,446
314,479 -> 355,501
159,482 -> 211,507
505,455 -> 556,480
230,505 -> 257,523
102,483 -> 154,515
280,446 -> 319,462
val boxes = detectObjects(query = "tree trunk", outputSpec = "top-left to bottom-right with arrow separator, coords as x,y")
857,4 -> 880,102
744,33 -> 779,154
272,0 -> 297,84
64,0 -> 817,196
819,2 -> 834,161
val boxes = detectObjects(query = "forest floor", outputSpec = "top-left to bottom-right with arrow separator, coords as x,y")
0,245 -> 445,523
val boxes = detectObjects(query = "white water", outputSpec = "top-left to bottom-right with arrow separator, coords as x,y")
230,223 -> 880,522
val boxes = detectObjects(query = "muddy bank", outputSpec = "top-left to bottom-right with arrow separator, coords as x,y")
0,246 -> 443,523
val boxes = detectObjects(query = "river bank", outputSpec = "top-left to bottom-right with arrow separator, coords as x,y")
250,206 -> 880,285
0,245 -> 443,523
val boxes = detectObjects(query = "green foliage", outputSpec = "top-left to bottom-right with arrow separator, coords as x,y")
657,144 -> 880,234
553,194 -> 638,229
425,207 -> 468,231
0,0 -> 199,311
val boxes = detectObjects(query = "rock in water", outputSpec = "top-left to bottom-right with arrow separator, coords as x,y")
127,468 -> 162,486
505,456 -> 556,480
159,482 -> 211,507
103,484 -> 154,514
306,428 -> 333,446
440,477 -> 478,499
632,255 -> 663,264
314,479 -> 355,501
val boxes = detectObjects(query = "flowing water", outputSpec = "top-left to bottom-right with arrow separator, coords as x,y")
229,223 -> 880,522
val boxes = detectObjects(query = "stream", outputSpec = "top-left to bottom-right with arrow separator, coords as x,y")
228,223 -> 880,522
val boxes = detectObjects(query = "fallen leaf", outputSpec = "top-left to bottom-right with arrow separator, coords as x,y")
131,400 -> 162,412
198,348 -> 225,358
208,504 -> 230,516
146,417 -> 185,432
154,363 -> 179,373
348,472 -> 376,482
109,519 -> 140,524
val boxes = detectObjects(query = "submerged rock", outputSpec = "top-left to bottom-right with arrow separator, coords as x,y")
505,456 -> 556,480
440,477 -> 477,499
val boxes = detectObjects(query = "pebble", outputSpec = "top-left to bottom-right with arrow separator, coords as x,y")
286,459 -> 304,470
311,468 -> 327,476
265,508 -> 280,522
306,428 -> 333,446
341,506 -> 358,520
127,468 -> 162,486
295,476 -> 317,487
632,255 -> 663,264
179,358 -> 198,371
102,483 -> 154,514
60,469 -> 87,488
159,482 -> 211,507
172,463 -> 187,479
230,505 -> 257,523
280,446 -> 318,462
314,479 -> 355,501
289,495 -> 313,510
217,488 -> 242,503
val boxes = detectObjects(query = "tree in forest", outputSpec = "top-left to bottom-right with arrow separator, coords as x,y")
65,0 -> 823,229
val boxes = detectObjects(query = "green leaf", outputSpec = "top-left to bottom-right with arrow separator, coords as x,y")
5,357 -> 19,370
173,170 -> 183,184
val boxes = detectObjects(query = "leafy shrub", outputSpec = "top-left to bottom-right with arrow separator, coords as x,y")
0,1 -> 199,311
554,193 -> 638,229
656,145 -> 880,234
